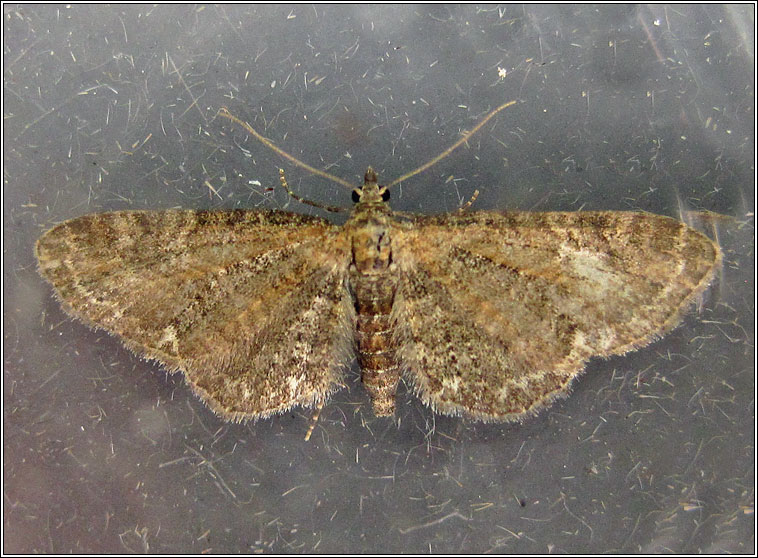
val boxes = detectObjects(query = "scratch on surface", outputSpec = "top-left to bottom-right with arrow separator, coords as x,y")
398,511 -> 471,534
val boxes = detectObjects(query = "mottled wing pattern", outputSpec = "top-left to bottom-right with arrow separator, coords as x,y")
36,210 -> 355,420
391,211 -> 720,420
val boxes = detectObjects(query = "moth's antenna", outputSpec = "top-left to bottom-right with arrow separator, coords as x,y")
385,100 -> 517,189
217,107 -> 355,190
219,101 -> 516,192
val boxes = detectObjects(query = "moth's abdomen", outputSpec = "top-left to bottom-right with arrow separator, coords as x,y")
351,273 -> 400,416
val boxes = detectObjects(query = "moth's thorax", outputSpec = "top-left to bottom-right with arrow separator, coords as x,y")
348,215 -> 393,274
348,167 -> 400,416
347,171 -> 394,274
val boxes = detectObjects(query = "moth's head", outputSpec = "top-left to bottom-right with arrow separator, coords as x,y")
352,166 -> 390,205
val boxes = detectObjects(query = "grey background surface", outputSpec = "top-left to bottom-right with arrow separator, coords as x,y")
4,4 -> 754,553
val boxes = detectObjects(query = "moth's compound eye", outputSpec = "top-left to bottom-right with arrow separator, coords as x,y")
352,189 -> 361,203
381,188 -> 390,202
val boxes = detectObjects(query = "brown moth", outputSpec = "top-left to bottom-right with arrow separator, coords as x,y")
35,103 -> 721,425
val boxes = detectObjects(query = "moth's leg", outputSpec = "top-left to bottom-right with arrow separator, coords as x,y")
304,400 -> 324,441
279,169 -> 348,214
390,189 -> 480,221
457,189 -> 480,213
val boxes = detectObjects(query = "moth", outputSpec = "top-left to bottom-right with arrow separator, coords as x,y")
35,103 -> 721,427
